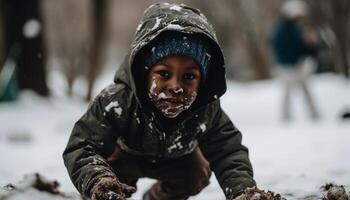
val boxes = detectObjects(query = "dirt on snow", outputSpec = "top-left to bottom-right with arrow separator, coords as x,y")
0,174 -> 349,200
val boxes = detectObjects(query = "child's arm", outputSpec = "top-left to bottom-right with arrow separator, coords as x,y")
62,88 -> 125,198
198,101 -> 256,199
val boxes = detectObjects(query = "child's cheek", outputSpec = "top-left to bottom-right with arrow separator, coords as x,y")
183,91 -> 197,109
148,77 -> 159,99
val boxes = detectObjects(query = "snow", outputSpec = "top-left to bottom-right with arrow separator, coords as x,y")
136,23 -> 142,32
105,101 -> 119,111
199,123 -> 206,132
158,92 -> 166,99
168,142 -> 183,153
136,118 -> 141,124
22,19 -> 41,38
170,5 -> 182,12
151,46 -> 156,52
0,69 -> 349,200
105,101 -> 122,116
173,88 -> 184,94
166,24 -> 185,30
149,78 -> 157,95
0,60 -> 16,94
206,53 -> 212,60
150,17 -> 161,31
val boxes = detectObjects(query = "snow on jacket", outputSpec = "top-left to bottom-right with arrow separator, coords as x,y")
63,3 -> 256,199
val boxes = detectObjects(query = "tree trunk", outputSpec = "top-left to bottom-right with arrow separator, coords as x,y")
1,0 -> 49,96
331,0 -> 350,78
0,1 -> 4,69
230,0 -> 271,80
86,0 -> 108,101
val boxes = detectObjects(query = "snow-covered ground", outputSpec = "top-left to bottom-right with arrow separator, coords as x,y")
0,69 -> 349,200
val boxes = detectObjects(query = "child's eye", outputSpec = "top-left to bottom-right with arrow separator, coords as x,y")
184,73 -> 197,81
159,70 -> 170,79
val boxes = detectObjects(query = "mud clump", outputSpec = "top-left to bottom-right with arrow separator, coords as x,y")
0,173 -> 80,200
321,183 -> 349,200
234,186 -> 285,200
32,173 -> 60,194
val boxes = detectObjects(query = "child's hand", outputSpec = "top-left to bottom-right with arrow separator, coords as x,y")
90,177 -> 136,200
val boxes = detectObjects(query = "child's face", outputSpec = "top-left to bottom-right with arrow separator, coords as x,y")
147,56 -> 201,118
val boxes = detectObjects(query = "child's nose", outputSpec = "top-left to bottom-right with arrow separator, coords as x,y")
168,77 -> 183,94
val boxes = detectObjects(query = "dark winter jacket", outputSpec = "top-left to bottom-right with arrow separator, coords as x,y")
63,3 -> 255,199
271,18 -> 318,66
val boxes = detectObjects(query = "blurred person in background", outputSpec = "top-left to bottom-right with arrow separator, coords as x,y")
271,0 -> 320,121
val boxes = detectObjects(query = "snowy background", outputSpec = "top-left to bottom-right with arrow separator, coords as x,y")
0,67 -> 349,200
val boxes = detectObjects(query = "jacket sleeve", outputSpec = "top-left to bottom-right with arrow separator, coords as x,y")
198,101 -> 256,199
62,91 -> 119,197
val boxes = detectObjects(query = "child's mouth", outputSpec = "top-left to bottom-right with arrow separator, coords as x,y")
160,98 -> 184,107
164,98 -> 182,103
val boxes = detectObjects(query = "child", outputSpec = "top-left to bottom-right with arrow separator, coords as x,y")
63,3 -> 256,200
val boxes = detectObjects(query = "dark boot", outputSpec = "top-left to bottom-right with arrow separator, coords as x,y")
142,182 -> 188,200
142,147 -> 211,200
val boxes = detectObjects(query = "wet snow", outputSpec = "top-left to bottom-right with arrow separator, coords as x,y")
158,92 -> 167,99
166,24 -> 185,30
151,46 -> 156,52
173,88 -> 184,94
199,123 -> 206,132
105,101 -> 122,116
169,5 -> 182,12
168,142 -> 184,153
206,53 -> 212,60
23,19 -> 41,38
151,17 -> 161,31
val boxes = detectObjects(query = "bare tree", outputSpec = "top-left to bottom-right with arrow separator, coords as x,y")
86,0 -> 109,101
330,0 -> 350,78
307,0 -> 350,78
0,1 -> 4,68
191,0 -> 279,80
41,0 -> 93,97
1,0 -> 49,96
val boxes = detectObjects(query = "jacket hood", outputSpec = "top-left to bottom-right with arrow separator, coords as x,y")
114,3 -> 226,109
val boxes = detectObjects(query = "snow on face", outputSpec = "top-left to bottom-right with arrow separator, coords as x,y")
149,86 -> 197,118
149,78 -> 157,97
158,92 -> 167,99
148,57 -> 201,118
105,101 -> 122,117
174,88 -> 184,94
148,82 -> 198,118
